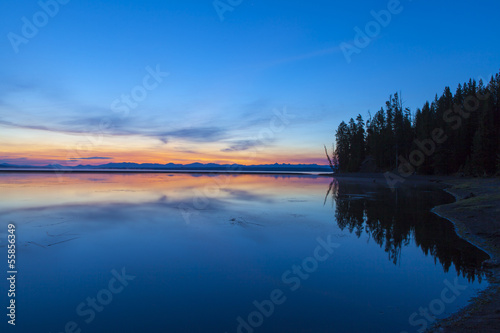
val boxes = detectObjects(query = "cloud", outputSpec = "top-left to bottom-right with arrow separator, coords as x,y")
0,117 -> 228,144
0,157 -> 29,163
57,110 -> 226,139
173,149 -> 198,154
0,119 -> 55,132
222,139 -> 272,152
159,127 -> 226,142
69,157 -> 113,160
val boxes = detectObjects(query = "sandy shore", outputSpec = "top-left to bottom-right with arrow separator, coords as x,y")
429,178 -> 500,332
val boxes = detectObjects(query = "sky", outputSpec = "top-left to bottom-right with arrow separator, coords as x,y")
0,0 -> 499,166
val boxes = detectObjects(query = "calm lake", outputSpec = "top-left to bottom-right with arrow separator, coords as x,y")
0,173 -> 489,333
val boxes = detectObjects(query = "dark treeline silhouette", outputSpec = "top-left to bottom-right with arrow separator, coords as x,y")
332,71 -> 500,175
325,180 -> 488,282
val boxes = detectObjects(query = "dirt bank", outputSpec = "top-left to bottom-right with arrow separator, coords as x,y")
428,178 -> 500,332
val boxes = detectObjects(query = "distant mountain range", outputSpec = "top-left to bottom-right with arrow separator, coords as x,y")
0,162 -> 332,172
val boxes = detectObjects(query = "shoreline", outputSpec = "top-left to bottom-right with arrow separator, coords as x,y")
330,172 -> 500,331
429,178 -> 500,332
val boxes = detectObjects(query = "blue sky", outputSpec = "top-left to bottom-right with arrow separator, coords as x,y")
0,0 -> 499,165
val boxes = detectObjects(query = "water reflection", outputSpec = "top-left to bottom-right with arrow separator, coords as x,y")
0,173 -> 490,333
326,179 -> 488,282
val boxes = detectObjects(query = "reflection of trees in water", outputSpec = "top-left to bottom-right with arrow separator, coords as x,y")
326,180 -> 488,282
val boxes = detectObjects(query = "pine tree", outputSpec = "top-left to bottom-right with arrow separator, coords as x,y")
413,102 -> 434,174
354,114 -> 366,169
347,118 -> 358,172
471,129 -> 485,176
496,153 -> 500,175
366,108 -> 386,169
335,121 -> 350,173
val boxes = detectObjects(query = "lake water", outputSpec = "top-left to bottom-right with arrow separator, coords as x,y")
0,173 -> 489,333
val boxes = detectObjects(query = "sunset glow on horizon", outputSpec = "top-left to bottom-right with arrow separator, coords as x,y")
0,121 -> 328,166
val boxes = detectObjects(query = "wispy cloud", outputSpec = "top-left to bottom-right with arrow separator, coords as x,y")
0,117 -> 228,144
160,127 -> 226,142
221,139 -> 272,152
69,157 -> 113,160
